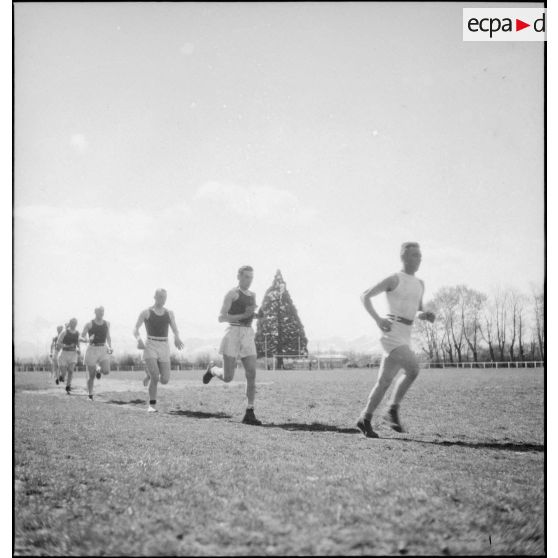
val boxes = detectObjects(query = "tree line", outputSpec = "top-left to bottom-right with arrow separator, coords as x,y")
414,285 -> 544,363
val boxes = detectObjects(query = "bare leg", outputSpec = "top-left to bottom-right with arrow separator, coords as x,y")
66,363 -> 75,390
241,355 -> 257,407
145,358 -> 160,405
87,366 -> 96,396
158,362 -> 171,385
362,352 -> 401,417
100,359 -> 110,376
211,356 -> 237,383
388,348 -> 420,407
58,363 -> 66,383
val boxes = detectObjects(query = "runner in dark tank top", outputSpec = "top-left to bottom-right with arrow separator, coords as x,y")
144,309 -> 172,337
82,306 -> 113,400
133,289 -> 184,413
202,265 -> 265,425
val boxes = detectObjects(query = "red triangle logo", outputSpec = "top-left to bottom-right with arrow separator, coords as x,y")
516,19 -> 530,31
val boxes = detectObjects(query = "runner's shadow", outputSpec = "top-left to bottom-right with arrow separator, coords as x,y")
262,422 -> 360,434
394,437 -> 544,453
107,399 -> 145,406
168,410 -> 232,420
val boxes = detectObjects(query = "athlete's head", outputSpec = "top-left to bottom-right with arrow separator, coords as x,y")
56,325 -> 63,334
237,265 -> 254,290
400,242 -> 422,273
154,288 -> 167,306
94,306 -> 104,320
68,318 -> 78,330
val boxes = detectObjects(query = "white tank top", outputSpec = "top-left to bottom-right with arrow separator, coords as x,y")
386,272 -> 424,321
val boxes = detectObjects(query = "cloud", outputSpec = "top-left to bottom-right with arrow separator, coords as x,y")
180,42 -> 195,55
194,181 -> 316,224
14,203 -> 192,245
70,133 -> 88,152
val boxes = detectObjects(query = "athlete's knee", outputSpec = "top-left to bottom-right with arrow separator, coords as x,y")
405,366 -> 419,381
223,374 -> 234,383
377,375 -> 392,390
160,376 -> 170,385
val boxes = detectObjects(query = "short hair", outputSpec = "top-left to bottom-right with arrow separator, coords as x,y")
94,306 -> 104,313
400,242 -> 420,257
154,288 -> 167,297
238,265 -> 253,275
57,325 -> 63,332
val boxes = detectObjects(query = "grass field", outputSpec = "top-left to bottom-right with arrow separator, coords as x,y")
14,366 -> 544,556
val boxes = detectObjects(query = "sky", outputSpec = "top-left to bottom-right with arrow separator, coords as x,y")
13,2 -> 544,356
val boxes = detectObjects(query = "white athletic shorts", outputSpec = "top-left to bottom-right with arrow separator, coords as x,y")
58,350 -> 78,367
85,345 -> 110,368
219,326 -> 257,359
380,321 -> 413,356
143,338 -> 170,363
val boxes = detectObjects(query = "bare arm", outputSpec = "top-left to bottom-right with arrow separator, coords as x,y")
252,295 -> 263,319
361,275 -> 399,332
133,310 -> 149,340
80,322 -> 91,343
168,311 -> 184,350
106,321 -> 112,351
417,281 -> 436,322
218,290 -> 253,323
133,310 -> 149,349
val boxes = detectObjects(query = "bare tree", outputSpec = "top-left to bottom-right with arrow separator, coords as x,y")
414,319 -> 443,362
532,287 -> 545,361
433,287 -> 465,363
494,290 -> 508,361
458,286 -> 487,363
505,289 -> 528,362
480,301 -> 497,362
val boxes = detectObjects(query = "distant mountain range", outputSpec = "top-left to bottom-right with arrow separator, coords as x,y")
14,329 -> 382,360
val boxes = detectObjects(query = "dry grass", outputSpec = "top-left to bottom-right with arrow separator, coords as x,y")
14,367 -> 544,555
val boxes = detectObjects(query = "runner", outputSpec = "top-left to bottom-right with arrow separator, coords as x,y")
133,289 -> 184,412
56,319 -> 81,394
202,265 -> 263,425
356,242 -> 436,438
49,325 -> 63,383
81,306 -> 113,401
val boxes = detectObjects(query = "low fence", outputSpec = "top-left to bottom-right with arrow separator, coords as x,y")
13,364 -> 207,373
14,360 -> 545,373
422,361 -> 544,369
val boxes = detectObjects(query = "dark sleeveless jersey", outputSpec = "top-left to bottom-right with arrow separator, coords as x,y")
62,329 -> 79,349
144,309 -> 171,337
89,320 -> 108,344
229,289 -> 255,326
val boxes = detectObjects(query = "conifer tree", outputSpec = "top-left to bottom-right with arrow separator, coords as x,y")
255,270 -> 308,369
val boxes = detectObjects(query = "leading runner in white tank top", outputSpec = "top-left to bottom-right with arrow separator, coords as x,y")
356,242 -> 436,438
381,271 -> 425,354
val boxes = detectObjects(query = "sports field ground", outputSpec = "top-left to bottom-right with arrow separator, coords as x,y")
14,367 -> 544,556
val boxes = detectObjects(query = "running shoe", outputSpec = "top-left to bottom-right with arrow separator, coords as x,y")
385,406 -> 404,433
242,408 -> 262,425
202,362 -> 214,384
356,418 -> 379,438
